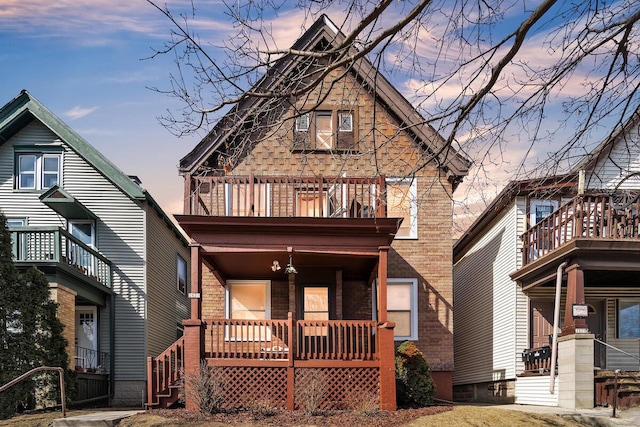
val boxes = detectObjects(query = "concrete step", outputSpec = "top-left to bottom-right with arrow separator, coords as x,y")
52,410 -> 144,427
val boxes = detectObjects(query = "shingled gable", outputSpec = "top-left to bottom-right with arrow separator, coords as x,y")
179,14 -> 470,185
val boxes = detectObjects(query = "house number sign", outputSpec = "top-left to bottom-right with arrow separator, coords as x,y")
188,292 -> 201,299
572,303 -> 588,318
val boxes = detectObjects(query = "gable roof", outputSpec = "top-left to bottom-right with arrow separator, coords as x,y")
0,90 -> 189,246
179,15 -> 471,184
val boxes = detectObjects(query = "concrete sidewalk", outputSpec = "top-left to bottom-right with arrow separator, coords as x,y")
484,404 -> 640,426
51,410 -> 144,427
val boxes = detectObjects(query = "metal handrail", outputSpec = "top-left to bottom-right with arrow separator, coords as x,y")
0,366 -> 66,417
594,338 -> 640,364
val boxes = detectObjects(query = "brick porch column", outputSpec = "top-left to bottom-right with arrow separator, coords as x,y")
563,264 -> 587,335
182,319 -> 204,410
378,322 -> 396,411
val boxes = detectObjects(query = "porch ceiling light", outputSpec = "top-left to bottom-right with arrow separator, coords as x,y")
271,260 -> 281,272
284,255 -> 298,275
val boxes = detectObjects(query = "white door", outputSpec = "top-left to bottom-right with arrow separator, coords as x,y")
76,307 -> 97,352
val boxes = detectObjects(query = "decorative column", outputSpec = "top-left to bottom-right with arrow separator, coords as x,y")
184,243 -> 204,410
563,264 -> 587,335
376,246 -> 395,410
558,334 -> 594,409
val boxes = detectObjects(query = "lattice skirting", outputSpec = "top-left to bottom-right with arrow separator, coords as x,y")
294,367 -> 380,410
211,365 -> 380,410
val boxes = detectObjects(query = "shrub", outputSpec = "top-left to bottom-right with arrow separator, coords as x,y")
295,370 -> 326,416
346,390 -> 379,416
248,395 -> 279,419
395,341 -> 436,407
184,361 -> 225,414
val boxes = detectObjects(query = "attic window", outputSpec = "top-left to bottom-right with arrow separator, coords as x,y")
293,108 -> 357,151
295,114 -> 310,132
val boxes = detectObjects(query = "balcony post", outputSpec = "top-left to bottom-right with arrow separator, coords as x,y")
190,244 -> 202,320
378,246 -> 390,322
184,173 -> 192,215
378,321 -> 397,411
286,312 -> 295,411
563,264 -> 588,335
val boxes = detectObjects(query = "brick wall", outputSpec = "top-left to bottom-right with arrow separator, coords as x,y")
49,283 -> 77,368
197,66 -> 456,395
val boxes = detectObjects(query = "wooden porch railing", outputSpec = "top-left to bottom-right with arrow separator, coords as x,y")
9,226 -> 112,287
204,317 -> 380,362
146,336 -> 185,408
522,194 -> 640,265
186,174 -> 387,218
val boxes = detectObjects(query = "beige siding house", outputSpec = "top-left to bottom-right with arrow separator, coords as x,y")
0,90 -> 190,406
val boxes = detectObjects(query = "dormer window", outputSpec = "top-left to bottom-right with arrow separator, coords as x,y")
293,108 -> 357,151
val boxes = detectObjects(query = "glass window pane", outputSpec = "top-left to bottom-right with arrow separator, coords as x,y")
177,256 -> 187,293
315,112 -> 333,149
619,301 -> 640,338
43,156 -> 59,171
388,311 -> 411,337
387,182 -> 412,237
232,284 -> 266,311
387,283 -> 411,310
304,287 -> 329,312
230,310 -> 265,320
19,155 -> 36,172
70,222 -> 94,246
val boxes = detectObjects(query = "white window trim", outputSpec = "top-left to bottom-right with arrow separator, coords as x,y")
338,112 -> 353,132
529,199 -> 559,226
225,279 -> 272,341
16,152 -> 62,190
386,177 -> 418,239
177,255 -> 187,294
373,278 -> 418,341
295,113 -> 310,131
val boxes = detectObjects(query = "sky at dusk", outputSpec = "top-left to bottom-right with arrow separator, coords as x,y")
0,1 -> 619,225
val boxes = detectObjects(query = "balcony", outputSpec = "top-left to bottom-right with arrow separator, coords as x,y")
186,175 -> 387,218
522,194 -> 640,266
9,226 -> 111,288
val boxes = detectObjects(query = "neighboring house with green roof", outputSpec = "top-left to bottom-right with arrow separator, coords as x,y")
0,90 -> 190,406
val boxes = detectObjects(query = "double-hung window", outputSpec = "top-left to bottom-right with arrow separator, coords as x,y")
386,178 -> 418,239
16,153 -> 61,190
226,280 -> 271,340
387,279 -> 418,340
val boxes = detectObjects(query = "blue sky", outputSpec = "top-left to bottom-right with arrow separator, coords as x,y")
0,1 -> 626,223
0,1 -> 208,214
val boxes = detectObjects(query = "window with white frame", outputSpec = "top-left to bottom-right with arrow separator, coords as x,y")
617,299 -> 640,339
295,113 -> 310,131
177,255 -> 187,294
226,280 -> 271,340
16,153 -> 61,190
386,178 -> 417,239
379,278 -> 418,340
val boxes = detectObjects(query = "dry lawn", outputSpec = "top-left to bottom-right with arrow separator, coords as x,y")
0,406 -> 592,427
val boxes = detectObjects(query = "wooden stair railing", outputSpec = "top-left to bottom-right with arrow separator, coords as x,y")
146,337 -> 185,408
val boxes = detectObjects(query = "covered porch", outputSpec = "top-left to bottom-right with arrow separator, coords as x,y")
147,215 -> 401,410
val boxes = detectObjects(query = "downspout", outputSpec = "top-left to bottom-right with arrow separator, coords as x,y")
550,261 -> 568,394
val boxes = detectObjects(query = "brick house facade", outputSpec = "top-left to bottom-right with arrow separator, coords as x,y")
147,15 -> 469,410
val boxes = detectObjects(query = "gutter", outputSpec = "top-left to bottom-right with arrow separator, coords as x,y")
550,261 -> 568,394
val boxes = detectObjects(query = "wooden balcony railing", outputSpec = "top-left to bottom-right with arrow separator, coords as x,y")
522,194 -> 640,265
186,174 -> 387,218
204,316 -> 379,362
9,226 -> 112,287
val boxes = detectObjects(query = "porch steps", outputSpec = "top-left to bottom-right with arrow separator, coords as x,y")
595,371 -> 640,408
52,410 -> 144,426
148,384 -> 182,408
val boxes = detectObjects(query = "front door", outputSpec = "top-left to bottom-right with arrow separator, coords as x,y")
531,299 -> 555,348
76,307 -> 98,370
587,300 -> 605,368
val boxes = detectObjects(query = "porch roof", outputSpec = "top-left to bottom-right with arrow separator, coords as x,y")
511,238 -> 640,290
175,215 -> 401,280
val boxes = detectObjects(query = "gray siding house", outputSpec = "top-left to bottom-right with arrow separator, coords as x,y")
0,90 -> 190,406
454,109 -> 640,409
